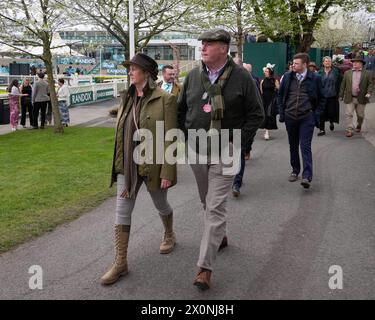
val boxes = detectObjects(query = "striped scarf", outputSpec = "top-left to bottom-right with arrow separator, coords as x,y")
199,57 -> 234,131
122,92 -> 143,199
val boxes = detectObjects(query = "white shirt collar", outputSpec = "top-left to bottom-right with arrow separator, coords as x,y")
297,69 -> 307,79
205,60 -> 228,75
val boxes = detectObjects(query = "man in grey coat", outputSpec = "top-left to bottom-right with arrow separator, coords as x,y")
32,72 -> 50,129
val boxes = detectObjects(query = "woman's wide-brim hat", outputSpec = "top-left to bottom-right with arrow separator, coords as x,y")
308,61 -> 319,70
350,54 -> 366,65
123,53 -> 159,80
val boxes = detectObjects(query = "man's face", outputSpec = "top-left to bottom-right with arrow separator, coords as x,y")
201,41 -> 228,66
352,61 -> 363,70
292,59 -> 306,73
163,68 -> 175,83
323,59 -> 332,68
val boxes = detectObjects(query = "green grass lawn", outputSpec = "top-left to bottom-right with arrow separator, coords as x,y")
0,127 -> 116,253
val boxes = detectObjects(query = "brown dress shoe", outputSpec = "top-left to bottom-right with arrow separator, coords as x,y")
346,131 -> 353,137
194,268 -> 211,291
218,236 -> 228,251
355,125 -> 361,133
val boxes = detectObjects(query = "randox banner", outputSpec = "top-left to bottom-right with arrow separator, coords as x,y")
70,91 -> 94,105
97,88 -> 114,100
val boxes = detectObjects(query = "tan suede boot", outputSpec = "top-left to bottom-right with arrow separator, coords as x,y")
159,213 -> 176,254
100,225 -> 129,285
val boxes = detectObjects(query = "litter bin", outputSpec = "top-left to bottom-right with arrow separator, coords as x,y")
0,96 -> 10,125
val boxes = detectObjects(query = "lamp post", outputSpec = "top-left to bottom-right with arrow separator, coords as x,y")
129,0 -> 135,59
99,45 -> 103,76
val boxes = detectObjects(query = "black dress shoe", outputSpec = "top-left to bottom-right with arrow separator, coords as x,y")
301,178 -> 311,189
317,130 -> 325,136
329,123 -> 334,131
218,236 -> 228,251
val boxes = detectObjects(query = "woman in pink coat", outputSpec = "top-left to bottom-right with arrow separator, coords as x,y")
7,79 -> 28,131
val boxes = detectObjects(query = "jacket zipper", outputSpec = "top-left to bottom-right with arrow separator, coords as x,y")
296,80 -> 300,118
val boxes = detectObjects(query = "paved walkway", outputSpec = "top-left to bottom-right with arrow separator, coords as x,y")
1,99 -> 375,299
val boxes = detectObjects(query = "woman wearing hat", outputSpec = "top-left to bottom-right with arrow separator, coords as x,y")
260,63 -> 279,140
101,53 -> 178,285
308,61 -> 319,73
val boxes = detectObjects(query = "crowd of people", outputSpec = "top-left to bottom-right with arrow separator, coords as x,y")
99,28 -> 374,292
4,28 -> 374,292
6,72 -> 71,131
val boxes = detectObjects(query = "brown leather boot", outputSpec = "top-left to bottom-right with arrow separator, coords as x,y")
194,268 -> 212,291
100,225 -> 129,285
159,213 -> 176,254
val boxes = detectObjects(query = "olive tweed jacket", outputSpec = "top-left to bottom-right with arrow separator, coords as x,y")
339,69 -> 373,104
110,85 -> 177,192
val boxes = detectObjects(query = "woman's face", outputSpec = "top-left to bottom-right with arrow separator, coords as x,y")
129,65 -> 147,86
323,59 -> 332,68
264,68 -> 270,78
24,79 -> 30,86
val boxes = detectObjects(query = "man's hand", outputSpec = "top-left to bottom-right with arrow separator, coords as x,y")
160,179 -> 172,189
245,152 -> 251,160
365,93 -> 371,99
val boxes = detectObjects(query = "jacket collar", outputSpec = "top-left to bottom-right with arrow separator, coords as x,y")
291,69 -> 313,80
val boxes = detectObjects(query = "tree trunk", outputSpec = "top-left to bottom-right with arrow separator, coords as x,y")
44,47 -> 63,134
295,32 -> 315,53
235,1 -> 244,59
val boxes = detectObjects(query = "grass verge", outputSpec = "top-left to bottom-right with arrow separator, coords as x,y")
0,126 -> 116,253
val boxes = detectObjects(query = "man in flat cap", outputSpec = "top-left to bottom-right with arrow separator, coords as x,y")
339,54 -> 373,137
178,28 -> 264,290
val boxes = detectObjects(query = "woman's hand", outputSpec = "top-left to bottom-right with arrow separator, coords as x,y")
160,179 -> 171,189
275,79 -> 280,90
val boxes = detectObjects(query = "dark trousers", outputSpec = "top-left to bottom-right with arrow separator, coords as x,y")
33,101 -> 48,128
233,151 -> 246,188
46,100 -> 52,124
21,99 -> 34,126
285,112 -> 315,181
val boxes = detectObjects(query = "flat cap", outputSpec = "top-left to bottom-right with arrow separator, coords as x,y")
198,29 -> 231,44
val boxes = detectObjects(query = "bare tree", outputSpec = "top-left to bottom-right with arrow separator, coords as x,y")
188,0 -> 255,59
0,0 -> 73,133
60,0 -> 198,59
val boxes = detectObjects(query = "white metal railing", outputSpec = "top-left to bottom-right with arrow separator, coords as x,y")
0,74 -> 128,87
178,60 -> 199,74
